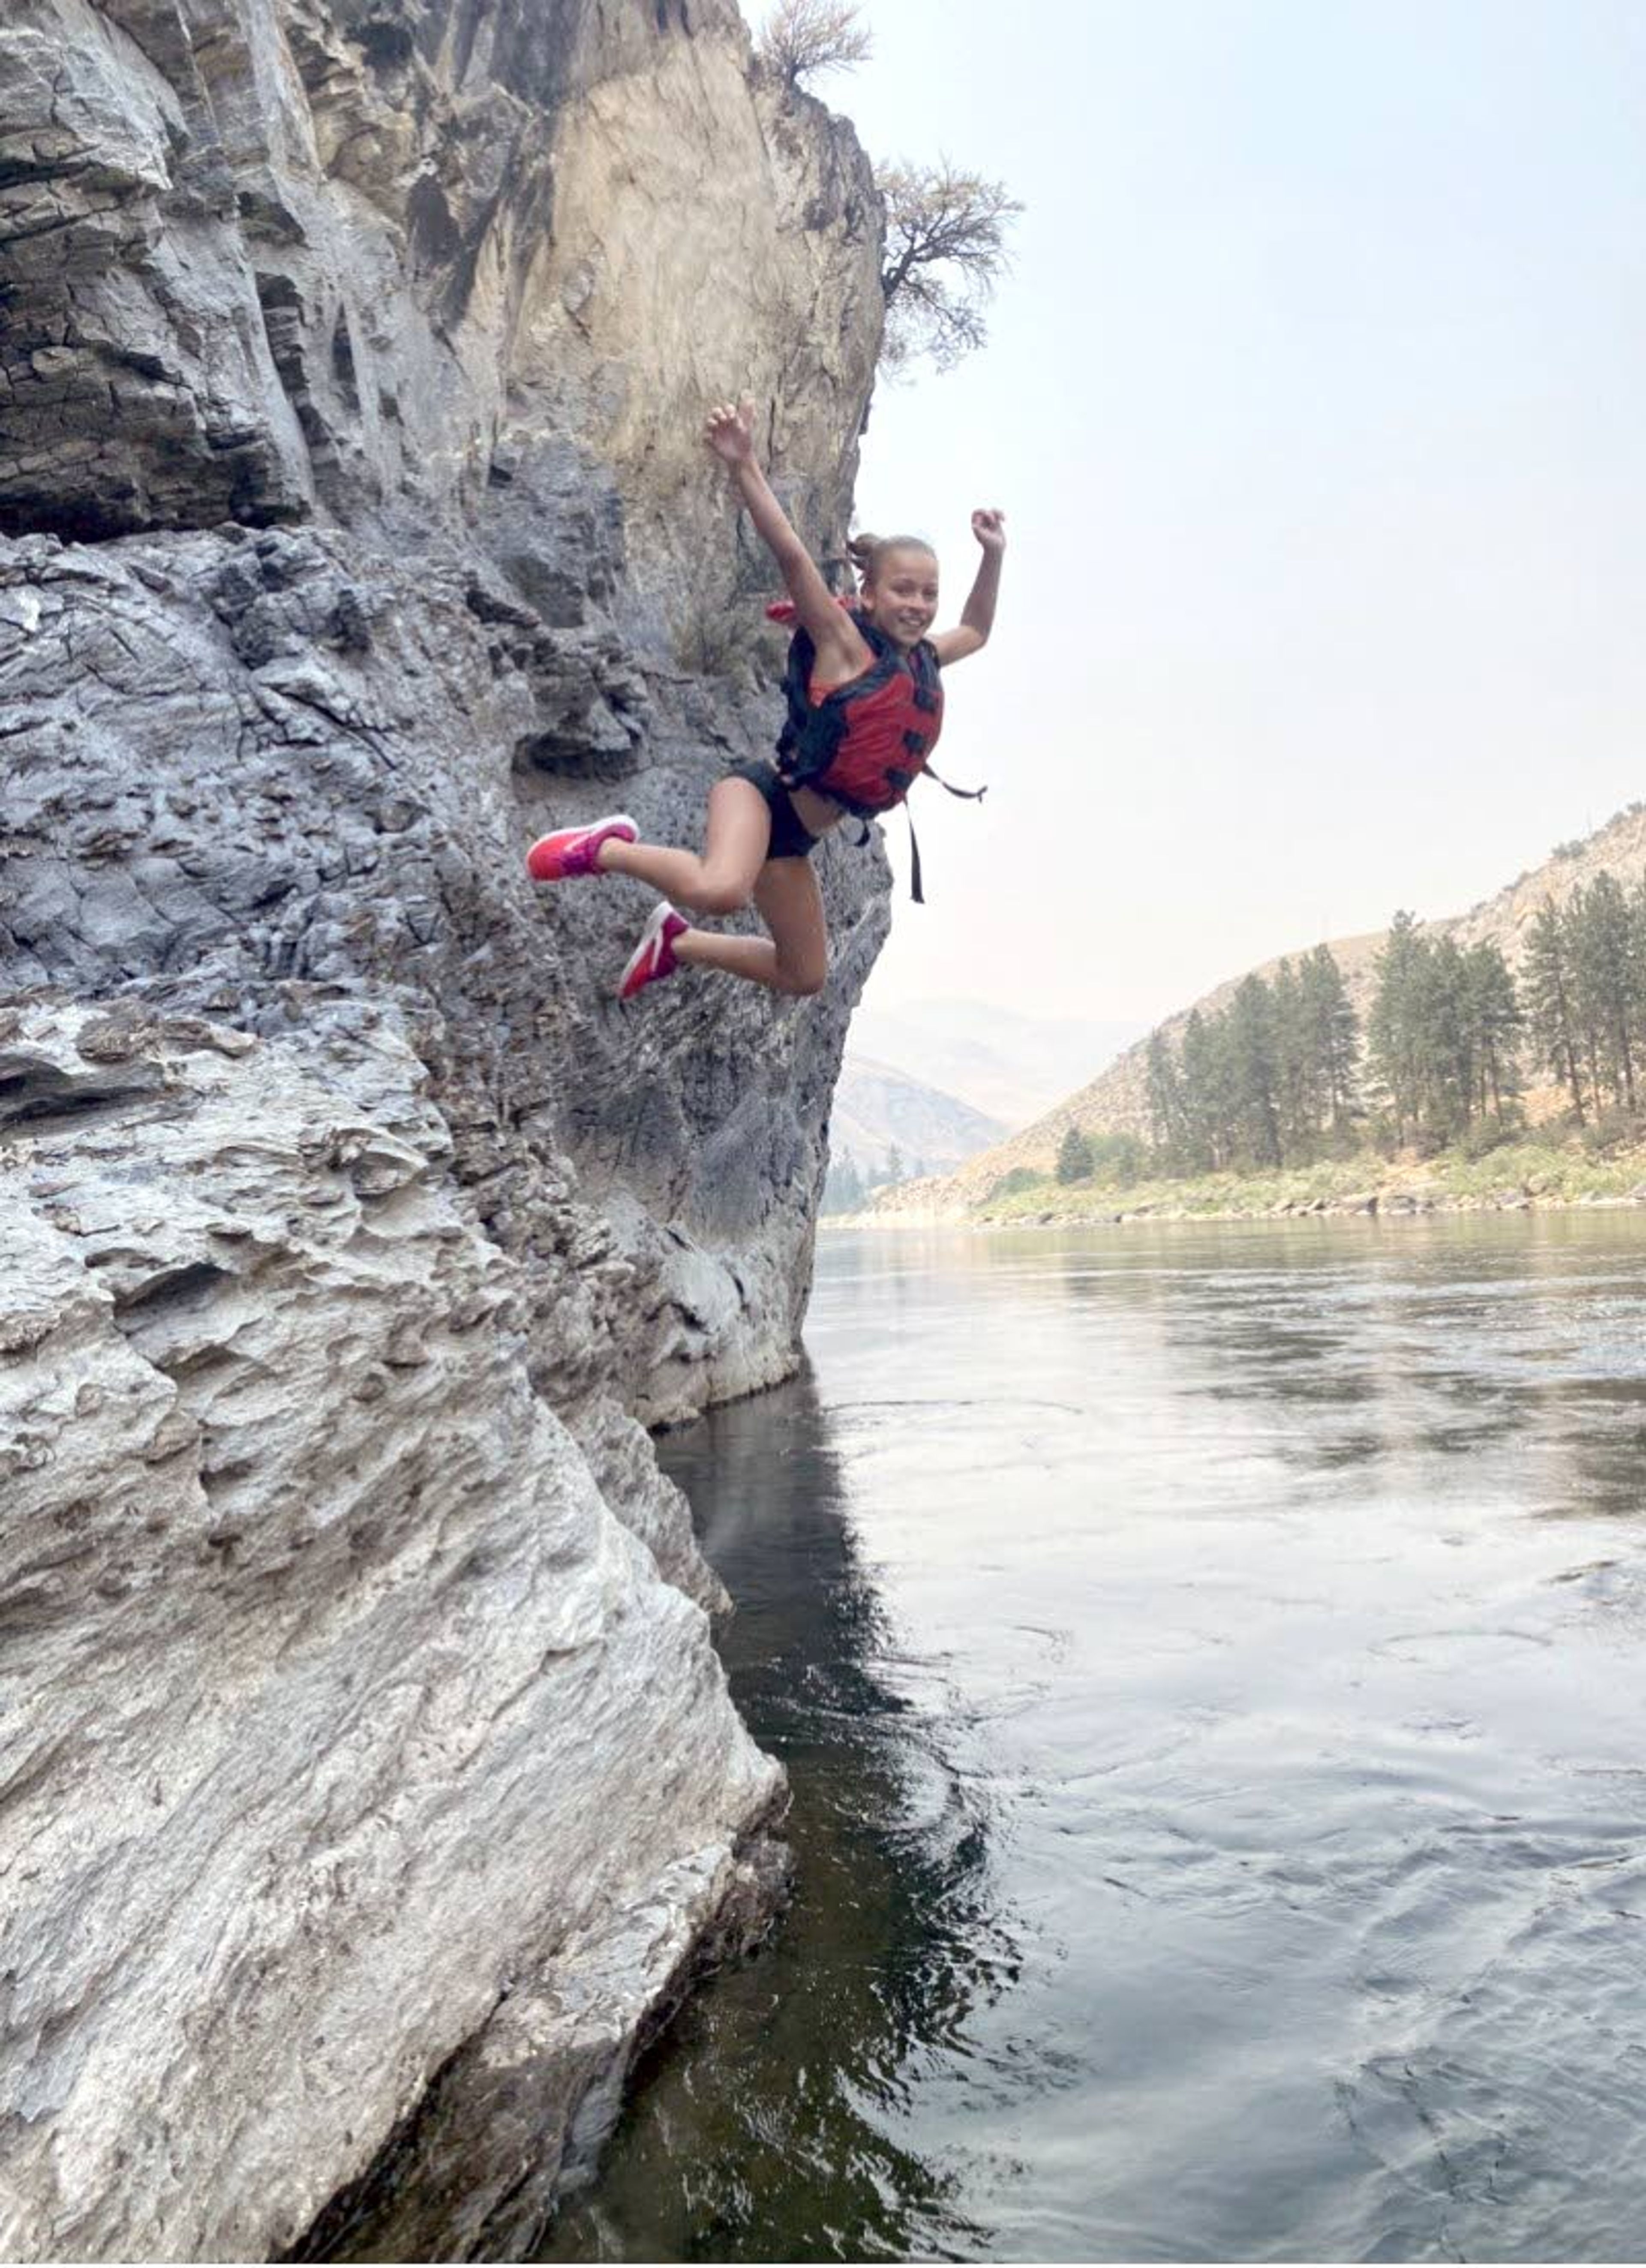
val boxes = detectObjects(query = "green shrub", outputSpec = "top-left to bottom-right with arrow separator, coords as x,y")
1088,1131 -> 1147,1185
1580,1107 -> 1646,1155
1055,1127 -> 1094,1183
1459,1117 -> 1524,1162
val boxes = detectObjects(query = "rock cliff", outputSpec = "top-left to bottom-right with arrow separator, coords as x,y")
0,3 -> 887,2256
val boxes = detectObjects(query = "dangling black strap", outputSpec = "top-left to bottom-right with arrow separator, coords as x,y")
901,770 -> 987,904
925,763 -> 987,803
907,803 -> 925,905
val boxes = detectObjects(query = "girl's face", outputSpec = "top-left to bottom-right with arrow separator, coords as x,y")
862,547 -> 940,650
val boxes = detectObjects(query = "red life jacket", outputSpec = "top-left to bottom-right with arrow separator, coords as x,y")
771,604 -> 943,817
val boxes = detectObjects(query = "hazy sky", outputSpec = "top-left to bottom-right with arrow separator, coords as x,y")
802,0 -> 1646,1025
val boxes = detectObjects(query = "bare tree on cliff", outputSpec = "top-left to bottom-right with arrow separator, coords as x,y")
877,162 -> 1023,371
758,0 -> 871,88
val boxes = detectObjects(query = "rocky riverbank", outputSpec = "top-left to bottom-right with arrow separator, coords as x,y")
848,1140 -> 1646,1232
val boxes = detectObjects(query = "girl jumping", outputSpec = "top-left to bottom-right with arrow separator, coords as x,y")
526,394 -> 1005,1000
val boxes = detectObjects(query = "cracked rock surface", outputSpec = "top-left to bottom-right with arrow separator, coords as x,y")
0,0 -> 881,616
0,1 -> 889,2257
0,1004 -> 783,2260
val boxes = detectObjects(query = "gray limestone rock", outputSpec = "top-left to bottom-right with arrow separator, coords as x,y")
0,0 -> 882,620
0,1005 -> 783,2259
0,0 -> 892,2256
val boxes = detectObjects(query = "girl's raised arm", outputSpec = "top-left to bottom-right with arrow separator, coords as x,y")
931,508 -> 1006,667
704,398 -> 868,677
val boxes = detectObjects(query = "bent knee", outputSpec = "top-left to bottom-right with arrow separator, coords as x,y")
778,963 -> 828,998
692,878 -> 754,917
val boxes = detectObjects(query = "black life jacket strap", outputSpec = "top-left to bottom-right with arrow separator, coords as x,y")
924,762 -> 987,803
905,767 -> 983,897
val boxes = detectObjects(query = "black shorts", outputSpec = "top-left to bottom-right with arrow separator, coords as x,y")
727,761 -> 822,861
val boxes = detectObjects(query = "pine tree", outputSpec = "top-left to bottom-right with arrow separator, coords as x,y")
1056,1125 -> 1095,1183
1367,911 -> 1428,1144
1427,935 -> 1475,1138
1462,941 -> 1523,1122
1177,1009 -> 1220,1170
1303,944 -> 1359,1130
1630,877 -> 1646,1103
1144,1030 -> 1185,1162
823,1148 -> 865,1214
1227,975 -> 1282,1166
1522,899 -> 1587,1123
1270,958 -> 1315,1158
1571,874 -> 1637,1110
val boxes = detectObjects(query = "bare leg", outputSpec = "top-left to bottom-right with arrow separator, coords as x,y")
675,854 -> 828,996
600,778 -> 771,913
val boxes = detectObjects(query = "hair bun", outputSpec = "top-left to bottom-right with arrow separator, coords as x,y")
845,531 -> 934,587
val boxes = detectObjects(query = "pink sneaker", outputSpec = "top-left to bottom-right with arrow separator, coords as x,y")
526,812 -> 638,882
618,901 -> 689,1000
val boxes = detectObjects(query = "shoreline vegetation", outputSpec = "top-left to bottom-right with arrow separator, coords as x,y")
839,849 -> 1646,1236
836,1132 -> 1646,1231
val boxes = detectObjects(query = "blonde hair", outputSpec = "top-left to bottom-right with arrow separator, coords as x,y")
846,531 -> 937,590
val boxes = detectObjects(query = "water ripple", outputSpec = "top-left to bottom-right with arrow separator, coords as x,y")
538,1215 -> 1646,2263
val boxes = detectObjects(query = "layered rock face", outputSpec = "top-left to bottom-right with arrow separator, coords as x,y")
0,1002 -> 787,2258
0,3 -> 886,2256
0,0 -> 879,611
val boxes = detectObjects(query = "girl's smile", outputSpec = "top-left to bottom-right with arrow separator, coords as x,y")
866,555 -> 940,647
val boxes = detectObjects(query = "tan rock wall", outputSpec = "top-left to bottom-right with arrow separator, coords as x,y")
0,0 -> 881,590
516,39 -> 881,610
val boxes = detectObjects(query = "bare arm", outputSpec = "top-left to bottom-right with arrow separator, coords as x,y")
931,508 -> 1006,667
704,397 -> 869,678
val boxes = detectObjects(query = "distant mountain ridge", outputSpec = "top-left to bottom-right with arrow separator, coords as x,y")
832,1056 -> 1008,1177
882,800 -> 1646,1213
846,998 -> 1147,1129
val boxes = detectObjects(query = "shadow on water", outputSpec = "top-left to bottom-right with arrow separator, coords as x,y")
537,1362 -> 1016,2265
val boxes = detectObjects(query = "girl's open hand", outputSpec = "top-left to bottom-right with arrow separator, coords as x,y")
704,396 -> 757,467
971,507 -> 1006,553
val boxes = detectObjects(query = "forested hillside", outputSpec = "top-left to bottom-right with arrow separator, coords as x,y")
884,800 -> 1646,1213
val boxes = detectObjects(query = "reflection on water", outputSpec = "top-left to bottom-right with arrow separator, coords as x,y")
544,1213 -> 1646,2263
540,1364 -> 1015,2264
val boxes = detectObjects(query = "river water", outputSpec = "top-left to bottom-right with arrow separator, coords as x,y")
543,1215 -> 1646,2263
